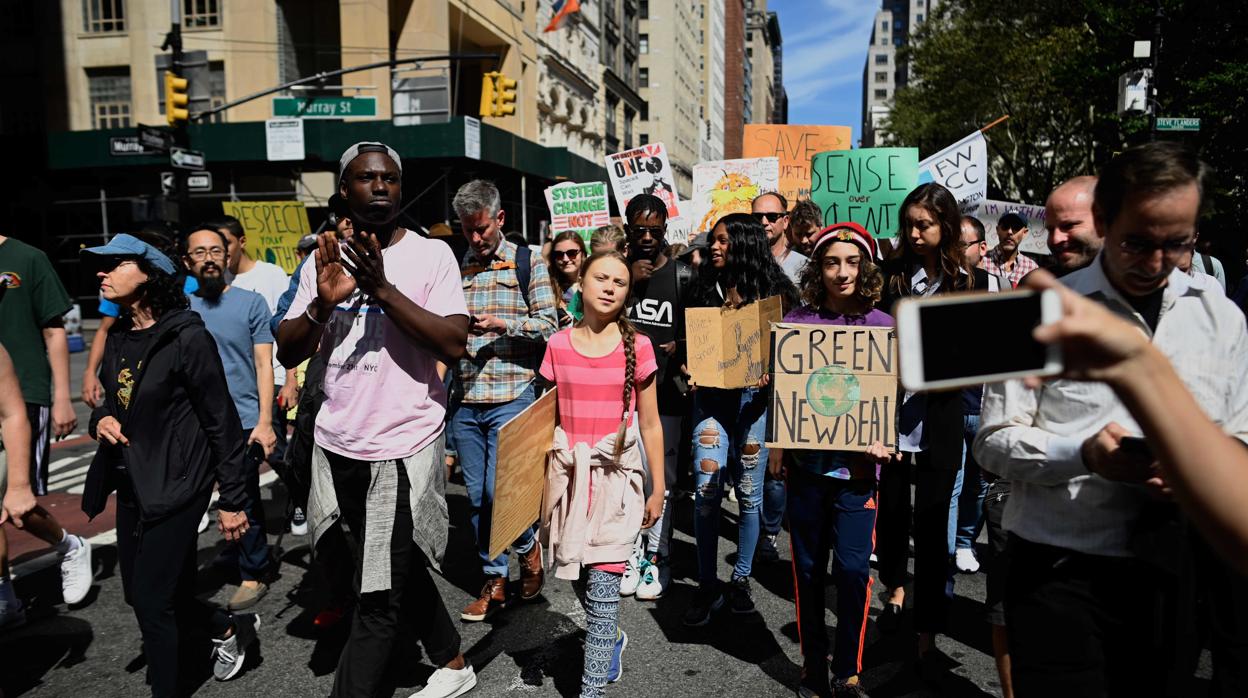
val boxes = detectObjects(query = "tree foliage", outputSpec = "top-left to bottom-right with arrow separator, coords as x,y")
885,0 -> 1248,270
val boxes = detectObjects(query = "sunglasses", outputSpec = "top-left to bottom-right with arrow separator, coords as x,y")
551,248 -> 582,261
626,224 -> 665,237
752,211 -> 788,223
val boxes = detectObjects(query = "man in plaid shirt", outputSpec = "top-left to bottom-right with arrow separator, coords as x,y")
450,179 -> 558,622
983,210 -> 1039,288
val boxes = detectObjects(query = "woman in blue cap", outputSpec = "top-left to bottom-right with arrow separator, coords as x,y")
80,234 -> 259,696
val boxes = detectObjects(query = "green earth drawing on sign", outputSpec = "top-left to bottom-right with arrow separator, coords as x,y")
806,364 -> 861,417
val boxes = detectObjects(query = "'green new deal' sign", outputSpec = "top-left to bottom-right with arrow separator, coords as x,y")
272,97 -> 378,119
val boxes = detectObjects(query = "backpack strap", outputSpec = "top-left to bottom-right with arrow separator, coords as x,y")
515,244 -> 532,310
1200,252 -> 1215,277
674,258 -> 693,301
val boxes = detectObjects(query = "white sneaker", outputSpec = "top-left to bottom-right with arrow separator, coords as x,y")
410,664 -> 478,698
620,548 -> 642,597
636,558 -> 669,601
955,548 -> 980,574
60,536 -> 93,605
290,507 -> 309,536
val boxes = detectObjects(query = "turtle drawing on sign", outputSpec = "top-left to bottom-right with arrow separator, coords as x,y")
697,171 -> 760,234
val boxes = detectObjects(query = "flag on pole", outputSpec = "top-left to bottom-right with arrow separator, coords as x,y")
544,0 -> 581,32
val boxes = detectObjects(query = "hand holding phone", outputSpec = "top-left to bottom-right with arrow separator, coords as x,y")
1083,422 -> 1157,483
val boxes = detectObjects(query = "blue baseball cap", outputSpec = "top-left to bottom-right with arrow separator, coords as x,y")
82,234 -> 178,275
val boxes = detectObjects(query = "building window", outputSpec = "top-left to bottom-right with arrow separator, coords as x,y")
639,67 -> 648,88
894,36 -> 902,46
184,0 -> 221,28
875,72 -> 887,82
916,13 -> 923,22
606,96 -> 618,136
640,132 -> 647,145
747,47 -> 752,58
639,34 -> 648,53
746,31 -> 752,42
88,68 -> 132,129
880,20 -> 887,31
82,0 -> 125,33
894,19 -> 902,30
874,89 -> 887,99
640,0 -> 648,19
641,103 -> 647,120
624,107 -> 634,149
875,54 -> 888,65
879,38 -> 888,46
205,60 -> 227,123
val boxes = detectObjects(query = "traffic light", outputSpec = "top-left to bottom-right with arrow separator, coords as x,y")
164,70 -> 189,126
493,73 -> 517,117
479,72 -> 497,118
479,71 -> 518,118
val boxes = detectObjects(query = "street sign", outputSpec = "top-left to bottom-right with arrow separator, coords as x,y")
272,96 -> 378,119
1156,117 -> 1200,132
170,147 -> 205,169
138,124 -> 173,152
162,171 -> 212,192
110,136 -> 156,156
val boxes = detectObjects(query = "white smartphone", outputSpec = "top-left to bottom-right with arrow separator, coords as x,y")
896,289 -> 1063,392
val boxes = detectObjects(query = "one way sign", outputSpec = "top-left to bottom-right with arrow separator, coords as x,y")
170,146 -> 206,170
160,171 -> 213,193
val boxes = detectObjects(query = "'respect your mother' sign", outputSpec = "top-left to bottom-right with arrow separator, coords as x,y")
810,148 -> 918,240
766,324 -> 898,452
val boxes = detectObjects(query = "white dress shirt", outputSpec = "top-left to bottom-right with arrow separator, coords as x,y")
974,253 -> 1248,557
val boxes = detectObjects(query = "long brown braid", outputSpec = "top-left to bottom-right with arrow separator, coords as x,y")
579,250 -> 637,459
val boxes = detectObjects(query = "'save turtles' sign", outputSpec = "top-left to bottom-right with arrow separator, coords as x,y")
767,324 -> 898,452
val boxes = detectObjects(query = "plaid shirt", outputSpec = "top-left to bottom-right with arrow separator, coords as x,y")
983,247 -> 1039,289
457,240 -> 558,404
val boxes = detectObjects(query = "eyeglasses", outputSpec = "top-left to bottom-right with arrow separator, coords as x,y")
1118,237 -> 1196,260
188,247 -> 226,261
626,224 -> 665,238
752,211 -> 788,223
958,240 -> 983,250
551,248 -> 582,261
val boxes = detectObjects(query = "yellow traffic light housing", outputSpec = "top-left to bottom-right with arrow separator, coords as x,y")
479,72 -> 498,118
494,73 -> 517,117
164,70 -> 189,126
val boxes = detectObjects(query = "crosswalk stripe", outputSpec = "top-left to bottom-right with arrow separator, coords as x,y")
48,452 -> 92,473
48,464 -> 92,485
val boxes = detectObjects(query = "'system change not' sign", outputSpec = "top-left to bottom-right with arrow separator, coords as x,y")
767,324 -> 898,452
685,296 -> 783,390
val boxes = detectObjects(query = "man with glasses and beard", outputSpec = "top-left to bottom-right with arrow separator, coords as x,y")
621,193 -> 694,599
183,226 -> 277,612
752,192 -> 807,284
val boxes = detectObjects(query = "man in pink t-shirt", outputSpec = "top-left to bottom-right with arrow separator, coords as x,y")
276,142 -> 477,698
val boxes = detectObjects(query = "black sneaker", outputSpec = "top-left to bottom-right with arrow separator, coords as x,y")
833,678 -> 871,697
728,576 -> 756,614
682,584 -> 724,627
756,534 -> 780,563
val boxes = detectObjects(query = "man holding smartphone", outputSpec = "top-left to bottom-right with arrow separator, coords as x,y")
975,142 -> 1248,697
184,226 -> 277,611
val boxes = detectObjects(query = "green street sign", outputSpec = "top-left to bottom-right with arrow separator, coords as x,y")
272,96 -> 378,119
1156,117 -> 1200,132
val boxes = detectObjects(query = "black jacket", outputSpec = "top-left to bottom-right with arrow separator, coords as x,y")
880,259 -> 991,470
83,309 -> 251,521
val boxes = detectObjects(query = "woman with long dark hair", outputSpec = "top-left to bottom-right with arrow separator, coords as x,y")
547,230 -> 588,326
875,183 -> 988,670
682,213 -> 797,627
80,235 -> 258,696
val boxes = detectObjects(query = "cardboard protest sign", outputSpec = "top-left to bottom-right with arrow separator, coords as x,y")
685,296 -> 783,389
970,199 -> 1050,255
767,324 -> 898,452
810,148 -> 919,239
918,131 -> 987,212
690,157 -> 781,235
743,125 -> 851,206
220,200 -> 311,273
490,388 -> 558,560
545,181 -> 610,245
605,143 -> 682,222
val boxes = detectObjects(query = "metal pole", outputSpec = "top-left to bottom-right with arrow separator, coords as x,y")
99,188 -> 110,241
1149,2 -> 1161,141
521,175 -> 528,242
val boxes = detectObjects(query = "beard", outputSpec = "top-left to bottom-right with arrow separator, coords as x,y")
196,270 -> 227,300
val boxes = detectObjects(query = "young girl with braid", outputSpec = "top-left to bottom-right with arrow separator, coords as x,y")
539,251 -> 665,697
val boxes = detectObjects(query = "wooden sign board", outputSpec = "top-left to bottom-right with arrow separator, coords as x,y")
685,296 -> 783,389
766,324 -> 898,452
489,388 -> 558,560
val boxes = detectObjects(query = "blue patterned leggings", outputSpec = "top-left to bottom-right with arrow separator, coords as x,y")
579,567 -> 622,697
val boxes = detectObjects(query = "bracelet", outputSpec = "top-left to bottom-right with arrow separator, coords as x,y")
305,306 -> 326,326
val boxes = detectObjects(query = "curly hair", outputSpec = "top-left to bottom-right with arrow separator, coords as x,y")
579,251 -> 637,459
798,240 -> 884,312
547,230 -> 588,299
692,212 -> 798,310
885,183 -> 974,297
122,257 -> 189,324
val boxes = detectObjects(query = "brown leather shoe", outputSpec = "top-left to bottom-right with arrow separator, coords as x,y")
460,577 -> 506,622
518,545 -> 545,600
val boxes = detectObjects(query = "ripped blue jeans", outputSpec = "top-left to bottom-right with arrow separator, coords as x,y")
692,387 -> 770,586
